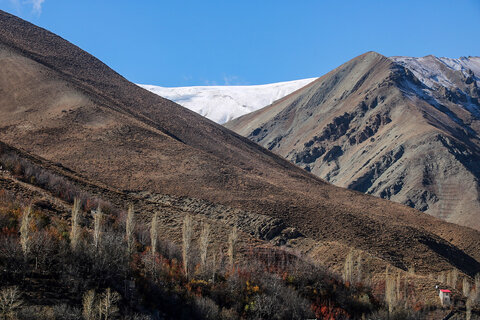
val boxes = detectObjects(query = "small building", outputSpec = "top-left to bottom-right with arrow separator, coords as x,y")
439,289 -> 451,306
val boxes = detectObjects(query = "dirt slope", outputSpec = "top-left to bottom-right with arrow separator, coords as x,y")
226,52 -> 480,230
1,11 -> 480,279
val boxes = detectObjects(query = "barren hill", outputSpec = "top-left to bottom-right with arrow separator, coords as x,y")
226,52 -> 480,230
1,8 -> 480,288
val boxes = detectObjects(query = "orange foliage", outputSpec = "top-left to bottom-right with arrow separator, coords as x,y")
85,199 -> 96,212
1,226 -> 16,236
186,279 -> 209,296
13,163 -> 22,176
246,280 -> 260,294
45,225 -> 64,241
311,301 -> 350,320
413,301 -> 424,312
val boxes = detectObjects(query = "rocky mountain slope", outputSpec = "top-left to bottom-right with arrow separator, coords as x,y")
1,8 -> 480,297
139,78 -> 316,124
225,52 -> 480,230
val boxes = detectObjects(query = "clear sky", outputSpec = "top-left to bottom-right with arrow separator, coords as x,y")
1,0 -> 479,87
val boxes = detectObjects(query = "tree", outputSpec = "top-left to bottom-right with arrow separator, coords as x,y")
126,204 -> 136,256
93,206 -> 103,250
475,273 -> 480,301
149,213 -> 159,279
447,269 -> 458,288
211,251 -> 217,283
98,288 -> 120,320
82,289 -> 97,320
19,206 -> 32,258
199,222 -> 210,274
150,213 -> 158,258
0,287 -> 23,320
70,198 -> 81,252
182,214 -> 193,278
343,250 -> 354,284
356,253 -> 363,284
463,277 -> 471,297
385,267 -> 398,314
227,225 -> 238,270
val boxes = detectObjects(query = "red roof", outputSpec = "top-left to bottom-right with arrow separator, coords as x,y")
440,289 -> 451,293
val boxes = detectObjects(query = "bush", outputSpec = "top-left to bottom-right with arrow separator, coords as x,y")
195,296 -> 220,320
251,275 -> 313,320
0,286 -> 23,319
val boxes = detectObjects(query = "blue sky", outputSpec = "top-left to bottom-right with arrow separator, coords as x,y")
1,0 -> 479,87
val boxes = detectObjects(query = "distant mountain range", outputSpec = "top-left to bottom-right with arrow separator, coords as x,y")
139,78 -> 316,123
225,52 -> 480,229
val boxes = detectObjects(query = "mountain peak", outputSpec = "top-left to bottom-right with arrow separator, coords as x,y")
362,50 -> 384,57
226,51 -> 480,230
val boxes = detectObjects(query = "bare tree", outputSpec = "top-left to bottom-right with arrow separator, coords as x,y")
199,222 -> 210,273
227,225 -> 238,270
149,213 -> 159,278
20,206 -> 32,258
438,271 -> 446,284
126,204 -> 136,256
385,267 -> 398,314
450,269 -> 458,289
70,198 -> 81,252
463,277 -> 471,297
182,214 -> 193,278
343,250 -> 354,284
466,288 -> 477,320
449,269 -> 458,289
211,251 -> 217,283
150,213 -> 158,258
82,289 -> 97,320
0,287 -> 23,320
475,273 -> 480,301
356,253 -> 362,284
467,297 -> 473,320
93,206 -> 103,250
396,272 -> 402,303
98,288 -> 120,320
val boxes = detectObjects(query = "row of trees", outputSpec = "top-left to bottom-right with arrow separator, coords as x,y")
0,191 -> 394,319
3,186 -> 472,319
341,246 -> 480,318
0,146 -> 440,319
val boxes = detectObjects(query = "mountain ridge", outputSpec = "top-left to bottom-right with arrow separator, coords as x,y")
225,51 -> 480,229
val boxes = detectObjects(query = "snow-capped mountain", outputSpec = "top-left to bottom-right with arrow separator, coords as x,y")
390,55 -> 480,118
138,78 -> 317,124
225,52 -> 480,229
390,55 -> 480,88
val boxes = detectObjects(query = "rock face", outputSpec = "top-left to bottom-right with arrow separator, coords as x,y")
226,52 -> 480,230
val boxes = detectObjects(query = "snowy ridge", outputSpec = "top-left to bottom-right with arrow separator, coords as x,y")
390,55 -> 480,89
138,78 -> 317,124
390,55 -> 480,119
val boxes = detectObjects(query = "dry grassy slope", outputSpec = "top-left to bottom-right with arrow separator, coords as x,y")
0,11 -> 480,278
226,52 -> 480,230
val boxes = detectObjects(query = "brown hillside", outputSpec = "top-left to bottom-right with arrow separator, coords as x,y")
0,10 -> 480,283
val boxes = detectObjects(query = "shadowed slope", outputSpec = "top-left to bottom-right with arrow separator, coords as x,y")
0,11 -> 480,277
